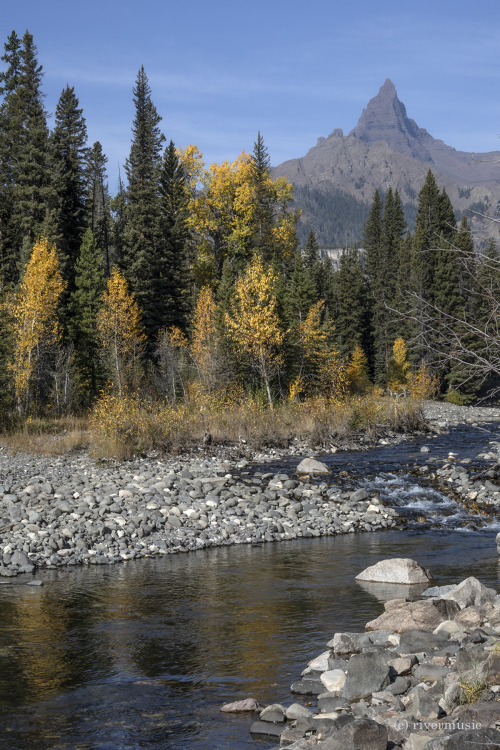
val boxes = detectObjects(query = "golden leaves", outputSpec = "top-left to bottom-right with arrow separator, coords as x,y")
97,267 -> 145,396
10,238 -> 66,406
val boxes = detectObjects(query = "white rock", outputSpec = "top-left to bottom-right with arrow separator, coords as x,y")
433,619 -> 464,636
320,669 -> 346,694
296,457 -> 330,475
302,650 -> 330,675
355,558 -> 432,584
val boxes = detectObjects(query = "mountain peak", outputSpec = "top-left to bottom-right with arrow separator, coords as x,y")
380,78 -> 397,94
349,80 -> 434,162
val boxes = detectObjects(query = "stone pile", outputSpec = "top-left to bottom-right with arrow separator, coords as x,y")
248,575 -> 500,749
0,449 -> 400,578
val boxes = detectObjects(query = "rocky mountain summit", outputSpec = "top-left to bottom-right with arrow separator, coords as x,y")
273,80 -> 500,245
349,79 -> 500,187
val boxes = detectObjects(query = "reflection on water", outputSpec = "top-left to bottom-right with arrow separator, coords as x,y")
1,529 -> 499,749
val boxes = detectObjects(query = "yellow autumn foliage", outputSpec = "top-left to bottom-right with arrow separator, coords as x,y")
225,255 -> 283,407
97,267 -> 145,396
9,238 -> 66,411
190,286 -> 220,391
347,344 -> 371,394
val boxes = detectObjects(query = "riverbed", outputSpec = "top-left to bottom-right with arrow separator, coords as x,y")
1,421 -> 500,749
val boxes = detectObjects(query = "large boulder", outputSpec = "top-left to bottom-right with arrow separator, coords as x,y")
365,598 -> 460,633
320,717 -> 388,750
355,558 -> 431,585
441,576 -> 497,609
341,651 -> 390,700
424,728 -> 500,749
296,457 -> 329,475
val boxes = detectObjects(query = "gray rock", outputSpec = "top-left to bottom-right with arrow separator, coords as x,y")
441,576 -> 497,609
412,687 -> 441,719
220,698 -> 260,712
425,728 -> 500,750
285,703 -> 313,720
342,651 -> 390,700
349,488 -> 369,502
366,598 -> 460,633
328,631 -> 372,654
249,720 -> 283,738
259,703 -> 286,722
356,557 -> 432,584
320,717 -> 388,750
421,584 -> 458,598
296,458 -> 329,475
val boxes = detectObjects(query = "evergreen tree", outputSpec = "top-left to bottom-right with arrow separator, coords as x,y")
0,31 -> 22,284
2,31 -> 53,280
51,85 -> 88,283
85,141 -> 111,274
363,189 -> 383,283
122,66 -> 165,343
68,229 -> 106,406
110,169 -> 127,269
303,229 -> 323,298
284,248 -> 317,326
334,248 -> 368,358
410,170 -> 442,364
438,188 -> 457,241
411,170 -> 441,300
157,140 -> 192,333
250,132 -> 274,260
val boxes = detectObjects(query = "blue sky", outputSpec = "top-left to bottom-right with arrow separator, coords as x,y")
4,0 -> 500,191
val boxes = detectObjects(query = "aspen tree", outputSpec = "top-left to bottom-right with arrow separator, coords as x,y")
191,286 -> 220,392
225,255 -> 283,409
10,237 -> 66,412
97,267 -> 145,397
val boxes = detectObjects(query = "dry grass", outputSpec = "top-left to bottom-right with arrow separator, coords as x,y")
0,415 -> 90,456
0,394 -> 426,460
88,391 -> 426,459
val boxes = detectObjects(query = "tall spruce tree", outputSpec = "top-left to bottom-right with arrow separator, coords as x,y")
334,248 -> 368,358
2,31 -> 53,278
250,132 -> 274,260
303,229 -> 323,298
51,85 -> 88,284
122,66 -> 165,343
363,189 -> 383,284
68,229 -> 106,406
85,141 -> 111,274
156,140 -> 192,333
0,31 -> 22,284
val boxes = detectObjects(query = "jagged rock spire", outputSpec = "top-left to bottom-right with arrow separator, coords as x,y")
349,79 -> 434,162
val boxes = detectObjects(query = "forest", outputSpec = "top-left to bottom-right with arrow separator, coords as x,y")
1,30 -> 499,456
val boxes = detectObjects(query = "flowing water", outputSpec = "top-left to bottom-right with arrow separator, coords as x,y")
1,424 -> 500,750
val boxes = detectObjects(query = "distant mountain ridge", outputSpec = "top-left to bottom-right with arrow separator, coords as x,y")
273,80 -> 500,246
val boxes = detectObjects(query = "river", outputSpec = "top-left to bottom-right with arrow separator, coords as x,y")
1,424 -> 500,750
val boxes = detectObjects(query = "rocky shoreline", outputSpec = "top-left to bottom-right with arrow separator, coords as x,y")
0,444 -> 405,579
1,400 -> 500,580
246,573 -> 500,750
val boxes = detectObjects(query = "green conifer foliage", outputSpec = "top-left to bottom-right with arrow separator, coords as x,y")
0,31 -> 22,284
157,140 -> 192,333
250,132 -> 274,260
122,66 -> 165,343
363,189 -> 383,283
68,229 -> 106,406
85,141 -> 111,274
1,31 -> 53,280
51,85 -> 89,283
334,248 -> 368,358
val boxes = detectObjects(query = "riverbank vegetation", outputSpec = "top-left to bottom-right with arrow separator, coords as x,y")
0,30 -> 498,457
